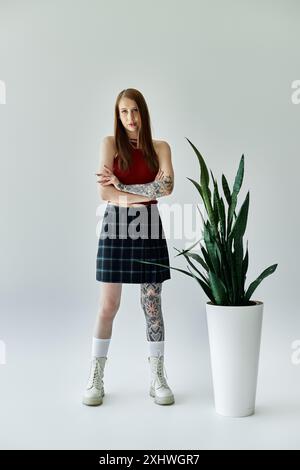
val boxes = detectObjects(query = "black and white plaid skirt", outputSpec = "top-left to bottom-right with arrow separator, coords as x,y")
96,203 -> 171,284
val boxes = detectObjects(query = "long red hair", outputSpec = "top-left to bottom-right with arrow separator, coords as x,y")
114,88 -> 159,173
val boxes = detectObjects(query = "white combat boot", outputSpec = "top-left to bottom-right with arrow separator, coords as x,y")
82,356 -> 107,406
148,353 -> 175,405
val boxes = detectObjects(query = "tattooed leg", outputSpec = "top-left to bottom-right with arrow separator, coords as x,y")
140,282 -> 165,342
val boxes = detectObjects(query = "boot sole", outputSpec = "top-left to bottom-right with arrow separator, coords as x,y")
82,396 -> 103,406
150,390 -> 175,405
82,390 -> 104,406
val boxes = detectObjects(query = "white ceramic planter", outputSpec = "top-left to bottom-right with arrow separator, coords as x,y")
206,300 -> 264,417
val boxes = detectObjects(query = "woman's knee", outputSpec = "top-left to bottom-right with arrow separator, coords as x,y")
99,283 -> 122,320
99,299 -> 120,320
140,282 -> 162,305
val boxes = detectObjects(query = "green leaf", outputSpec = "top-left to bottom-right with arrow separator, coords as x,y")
177,249 -> 209,272
244,263 -> 278,302
224,240 -> 238,304
185,137 -> 210,193
228,191 -> 250,242
233,236 -> 244,303
222,174 -> 231,207
213,181 -> 226,242
201,246 -> 214,271
213,181 -> 220,230
210,169 -> 216,188
173,238 -> 202,258
203,222 -> 220,275
209,270 -> 228,305
176,248 -> 210,284
219,196 -> 226,241
132,259 -> 198,279
186,177 -> 216,234
241,240 -> 249,295
220,253 -> 233,303
185,137 -> 218,235
228,155 -> 244,230
186,266 -> 215,303
186,177 -> 204,201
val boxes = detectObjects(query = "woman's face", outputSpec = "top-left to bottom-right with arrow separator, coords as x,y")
118,97 -> 141,138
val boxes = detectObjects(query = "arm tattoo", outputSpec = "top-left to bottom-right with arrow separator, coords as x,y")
116,175 -> 173,198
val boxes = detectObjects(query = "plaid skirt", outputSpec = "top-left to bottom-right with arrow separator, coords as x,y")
96,203 -> 171,284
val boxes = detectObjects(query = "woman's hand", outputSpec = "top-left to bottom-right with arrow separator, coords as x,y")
95,165 -> 120,189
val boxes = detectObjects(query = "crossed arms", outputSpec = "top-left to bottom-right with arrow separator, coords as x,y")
116,174 -> 173,199
116,142 -> 174,198
97,138 -> 174,203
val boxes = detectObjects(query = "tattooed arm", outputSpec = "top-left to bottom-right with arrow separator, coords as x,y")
115,174 -> 173,199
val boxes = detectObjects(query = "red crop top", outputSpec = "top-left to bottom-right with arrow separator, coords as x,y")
113,147 -> 158,205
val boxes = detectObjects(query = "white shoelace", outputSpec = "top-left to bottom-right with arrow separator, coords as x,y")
154,354 -> 169,389
89,358 -> 104,390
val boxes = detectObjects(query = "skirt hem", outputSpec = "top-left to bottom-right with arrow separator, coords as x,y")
96,277 -> 171,284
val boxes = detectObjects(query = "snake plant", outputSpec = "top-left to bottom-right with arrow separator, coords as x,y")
134,138 -> 278,306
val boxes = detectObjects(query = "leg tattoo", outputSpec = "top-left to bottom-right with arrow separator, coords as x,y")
140,282 -> 165,342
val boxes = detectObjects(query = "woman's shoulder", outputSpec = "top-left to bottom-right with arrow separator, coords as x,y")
153,140 -> 171,162
153,139 -> 170,151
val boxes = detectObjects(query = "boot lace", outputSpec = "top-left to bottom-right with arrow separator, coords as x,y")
155,353 -> 169,389
88,358 -> 104,390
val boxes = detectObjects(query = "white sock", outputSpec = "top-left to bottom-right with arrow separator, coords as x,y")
92,337 -> 111,358
148,340 -> 164,357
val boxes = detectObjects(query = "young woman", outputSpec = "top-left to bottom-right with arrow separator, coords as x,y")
82,88 -> 175,406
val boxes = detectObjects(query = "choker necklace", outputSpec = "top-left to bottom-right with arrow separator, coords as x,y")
129,137 -> 139,149
128,138 -> 137,145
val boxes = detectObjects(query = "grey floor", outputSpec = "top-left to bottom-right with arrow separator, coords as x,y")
1,308 -> 300,450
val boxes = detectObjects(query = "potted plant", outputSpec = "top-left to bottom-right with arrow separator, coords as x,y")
135,137 -> 278,417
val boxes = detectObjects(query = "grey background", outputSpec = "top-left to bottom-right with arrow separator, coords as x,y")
0,0 -> 299,450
